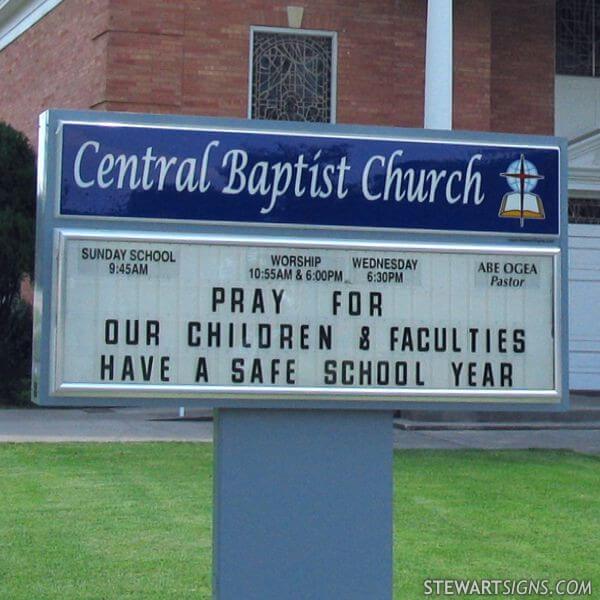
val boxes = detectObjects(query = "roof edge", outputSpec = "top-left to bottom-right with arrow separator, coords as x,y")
0,0 -> 63,52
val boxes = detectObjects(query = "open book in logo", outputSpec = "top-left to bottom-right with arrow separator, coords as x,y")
499,154 -> 545,227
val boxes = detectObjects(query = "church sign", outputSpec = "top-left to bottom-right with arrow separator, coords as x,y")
60,122 -> 560,237
33,110 -> 567,409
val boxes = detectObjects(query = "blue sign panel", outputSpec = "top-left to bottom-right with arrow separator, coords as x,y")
60,123 -> 560,236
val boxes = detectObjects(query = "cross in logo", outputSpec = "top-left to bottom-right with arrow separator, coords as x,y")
500,154 -> 544,227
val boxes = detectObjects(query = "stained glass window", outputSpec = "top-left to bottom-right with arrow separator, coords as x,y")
556,0 -> 600,76
251,30 -> 334,123
569,197 -> 600,222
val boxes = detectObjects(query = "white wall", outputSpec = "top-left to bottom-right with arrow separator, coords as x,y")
556,75 -> 600,140
569,224 -> 600,390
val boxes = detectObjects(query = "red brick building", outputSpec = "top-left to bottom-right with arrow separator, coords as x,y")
0,0 -> 555,148
3,0 -> 600,391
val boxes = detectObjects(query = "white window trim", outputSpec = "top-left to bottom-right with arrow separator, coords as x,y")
248,25 -> 338,124
0,0 -> 64,52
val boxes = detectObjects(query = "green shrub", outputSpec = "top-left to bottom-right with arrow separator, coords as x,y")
0,299 -> 32,403
0,122 -> 36,403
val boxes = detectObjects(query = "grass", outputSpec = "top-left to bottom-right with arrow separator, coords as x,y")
395,450 -> 600,598
0,444 -> 213,599
0,445 -> 598,599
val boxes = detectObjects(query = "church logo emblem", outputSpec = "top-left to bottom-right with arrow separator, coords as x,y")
499,154 -> 545,227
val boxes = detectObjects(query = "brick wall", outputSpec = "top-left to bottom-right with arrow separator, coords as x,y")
98,0 -> 427,128
453,0 -> 492,131
453,0 -> 555,135
490,0 -> 555,135
0,0 -> 556,147
0,0 -> 109,146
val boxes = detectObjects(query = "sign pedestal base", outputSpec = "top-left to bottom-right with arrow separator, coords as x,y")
213,409 -> 394,599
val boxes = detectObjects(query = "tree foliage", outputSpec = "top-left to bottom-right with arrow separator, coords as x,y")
0,122 -> 36,401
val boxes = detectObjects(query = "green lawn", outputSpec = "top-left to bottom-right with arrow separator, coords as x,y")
1,445 -> 598,599
395,450 -> 599,599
